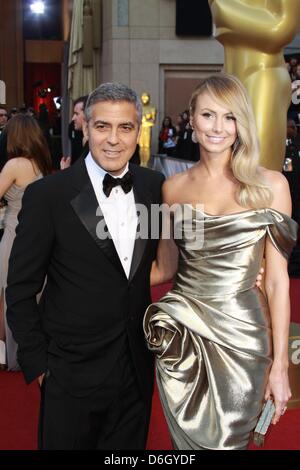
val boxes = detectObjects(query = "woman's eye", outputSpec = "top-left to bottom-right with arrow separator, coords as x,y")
202,113 -> 212,118
226,115 -> 236,121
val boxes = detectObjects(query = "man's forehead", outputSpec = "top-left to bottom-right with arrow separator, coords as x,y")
90,101 -> 138,121
92,100 -> 136,110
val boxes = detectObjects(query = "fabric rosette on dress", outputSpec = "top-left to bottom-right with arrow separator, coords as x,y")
144,207 -> 298,450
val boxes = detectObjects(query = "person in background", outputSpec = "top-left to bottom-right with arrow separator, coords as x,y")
0,106 -> 8,135
175,116 -> 200,162
175,113 -> 184,138
285,60 -> 291,77
158,116 -> 176,156
37,104 -> 51,145
0,130 -> 8,172
60,96 -> 90,171
9,108 -> 19,119
26,107 -> 36,118
0,106 -> 8,242
68,95 -> 89,165
0,106 -> 8,170
0,115 -> 52,370
289,57 -> 298,81
283,119 -> 300,276
174,112 -> 188,154
295,64 -> 300,81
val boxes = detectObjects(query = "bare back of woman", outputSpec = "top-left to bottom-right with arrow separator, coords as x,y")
0,114 -> 51,369
0,158 -> 43,369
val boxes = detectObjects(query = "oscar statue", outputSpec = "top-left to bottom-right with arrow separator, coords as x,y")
209,0 -> 300,170
139,92 -> 156,167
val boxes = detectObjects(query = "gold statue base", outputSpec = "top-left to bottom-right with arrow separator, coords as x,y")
139,146 -> 151,167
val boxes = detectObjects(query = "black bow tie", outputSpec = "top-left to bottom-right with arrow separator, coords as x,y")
102,171 -> 133,197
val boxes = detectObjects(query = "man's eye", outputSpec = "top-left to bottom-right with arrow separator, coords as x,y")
121,126 -> 132,131
96,124 -> 106,130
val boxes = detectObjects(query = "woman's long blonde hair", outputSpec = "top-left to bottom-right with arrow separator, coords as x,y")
189,73 -> 273,209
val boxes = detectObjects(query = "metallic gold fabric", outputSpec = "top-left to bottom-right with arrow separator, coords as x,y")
144,208 -> 298,450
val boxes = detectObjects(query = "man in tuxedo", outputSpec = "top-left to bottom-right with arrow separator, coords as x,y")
6,83 -> 164,450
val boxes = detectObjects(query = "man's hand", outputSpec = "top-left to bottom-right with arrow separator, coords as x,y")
38,373 -> 45,387
255,267 -> 264,287
60,156 -> 71,170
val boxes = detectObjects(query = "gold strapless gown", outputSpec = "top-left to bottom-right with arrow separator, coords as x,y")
144,207 -> 298,450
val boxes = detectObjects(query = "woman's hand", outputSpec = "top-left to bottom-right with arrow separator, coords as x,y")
264,364 -> 291,424
255,267 -> 264,287
38,372 -> 45,387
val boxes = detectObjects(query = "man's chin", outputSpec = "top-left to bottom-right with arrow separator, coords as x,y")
95,158 -> 129,175
105,165 -> 128,176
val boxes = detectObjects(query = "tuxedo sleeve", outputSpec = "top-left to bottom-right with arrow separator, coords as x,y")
6,180 -> 55,384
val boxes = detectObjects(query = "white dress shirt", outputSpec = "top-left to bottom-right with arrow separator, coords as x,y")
85,152 -> 138,278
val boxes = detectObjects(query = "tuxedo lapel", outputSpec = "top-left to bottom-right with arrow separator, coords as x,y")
129,165 -> 152,283
70,160 -> 126,277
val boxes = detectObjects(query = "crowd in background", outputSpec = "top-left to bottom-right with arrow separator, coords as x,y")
286,55 -> 300,125
158,110 -> 200,162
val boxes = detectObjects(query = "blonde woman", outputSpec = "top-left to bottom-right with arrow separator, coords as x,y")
144,74 -> 297,450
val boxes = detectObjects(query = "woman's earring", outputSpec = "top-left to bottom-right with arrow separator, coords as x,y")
191,130 -> 198,143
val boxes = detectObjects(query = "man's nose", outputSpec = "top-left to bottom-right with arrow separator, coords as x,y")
107,128 -> 119,145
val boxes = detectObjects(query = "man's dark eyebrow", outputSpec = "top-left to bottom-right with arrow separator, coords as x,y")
94,120 -> 110,126
93,120 -> 135,127
120,121 -> 135,128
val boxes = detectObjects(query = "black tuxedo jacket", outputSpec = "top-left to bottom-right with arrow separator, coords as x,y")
6,158 -> 164,399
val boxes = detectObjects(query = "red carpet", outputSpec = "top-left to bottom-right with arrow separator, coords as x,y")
0,279 -> 299,450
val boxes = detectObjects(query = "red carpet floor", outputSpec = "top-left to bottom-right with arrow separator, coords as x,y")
0,279 -> 299,450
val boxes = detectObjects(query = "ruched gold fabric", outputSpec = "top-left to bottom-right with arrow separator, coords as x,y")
144,207 -> 298,450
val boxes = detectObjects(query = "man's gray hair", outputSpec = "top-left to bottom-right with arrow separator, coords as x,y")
85,82 -> 142,125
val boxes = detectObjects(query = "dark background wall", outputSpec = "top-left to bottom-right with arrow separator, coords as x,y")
176,0 -> 212,37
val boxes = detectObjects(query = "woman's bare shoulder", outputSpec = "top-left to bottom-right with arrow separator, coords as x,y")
162,170 -> 190,205
4,157 -> 32,169
260,166 -> 289,191
260,166 -> 291,214
2,158 -> 39,185
1,157 -> 21,176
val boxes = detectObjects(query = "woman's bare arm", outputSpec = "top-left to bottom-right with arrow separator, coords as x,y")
150,179 -> 179,286
264,171 -> 292,424
0,160 -> 17,199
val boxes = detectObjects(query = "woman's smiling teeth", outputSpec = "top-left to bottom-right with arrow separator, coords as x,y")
207,136 -> 225,143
